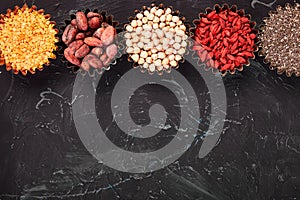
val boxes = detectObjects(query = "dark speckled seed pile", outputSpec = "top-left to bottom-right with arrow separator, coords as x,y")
0,0 -> 299,200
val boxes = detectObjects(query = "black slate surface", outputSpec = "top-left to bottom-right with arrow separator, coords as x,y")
0,0 -> 300,199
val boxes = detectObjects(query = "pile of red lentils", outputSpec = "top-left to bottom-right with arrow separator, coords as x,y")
192,5 -> 258,74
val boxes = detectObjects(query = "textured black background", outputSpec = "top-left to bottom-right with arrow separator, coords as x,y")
0,0 -> 300,199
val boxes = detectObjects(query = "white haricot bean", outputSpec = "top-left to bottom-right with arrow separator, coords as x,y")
166,14 -> 172,22
158,52 -> 165,59
153,38 -> 160,46
155,9 -> 163,17
169,22 -> 176,28
149,64 -> 155,72
172,16 -> 180,23
156,44 -> 163,51
137,20 -> 143,27
124,33 -> 131,39
136,27 -> 143,35
144,38 -> 151,44
137,41 -> 144,49
180,25 -> 186,31
126,39 -> 133,47
143,31 -> 152,39
144,10 -> 150,16
151,48 -> 158,54
175,55 -> 182,61
148,13 -> 154,21
140,51 -> 148,58
165,32 -> 173,39
165,48 -> 173,55
155,29 -> 164,38
146,57 -> 152,63
137,13 -> 143,19
160,15 -> 166,22
159,23 -> 166,28
150,7 -> 157,14
177,30 -> 185,36
175,36 -> 181,43
132,54 -> 139,62
126,25 -> 133,32
169,39 -> 175,45
131,35 -> 139,43
143,62 -> 149,68
154,59 -> 162,66
152,53 -> 158,60
178,48 -> 186,55
168,54 -> 175,61
131,20 -> 138,27
162,44 -> 169,51
143,24 -> 152,31
133,47 -> 140,54
165,8 -> 172,15
153,16 -> 160,23
170,60 -> 177,67
142,17 -> 148,24
173,43 -> 181,50
162,58 -> 169,66
127,47 -> 134,54
157,65 -> 163,71
138,58 -> 145,65
181,40 -> 187,47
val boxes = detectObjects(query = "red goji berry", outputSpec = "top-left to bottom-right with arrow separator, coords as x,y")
193,7 -> 257,73
202,17 -> 211,24
207,11 -> 216,19
227,54 -> 235,61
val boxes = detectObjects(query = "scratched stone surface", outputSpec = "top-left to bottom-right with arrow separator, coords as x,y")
0,0 -> 300,199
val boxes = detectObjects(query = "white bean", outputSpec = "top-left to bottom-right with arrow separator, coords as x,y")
132,54 -> 139,62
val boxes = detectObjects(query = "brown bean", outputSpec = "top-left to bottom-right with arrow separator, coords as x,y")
65,26 -> 78,45
100,53 -> 111,67
93,27 -> 105,39
87,12 -> 100,18
62,24 -> 71,45
81,61 -> 90,71
75,33 -> 85,40
63,25 -> 78,45
84,54 -> 103,68
88,17 -> 101,29
69,40 -> 84,52
106,44 -> 118,59
84,37 -> 103,47
91,47 -> 104,57
75,44 -> 90,58
100,54 -> 108,63
76,11 -> 88,31
71,19 -> 77,26
64,48 -> 81,66
101,25 -> 116,46
103,58 -> 111,66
